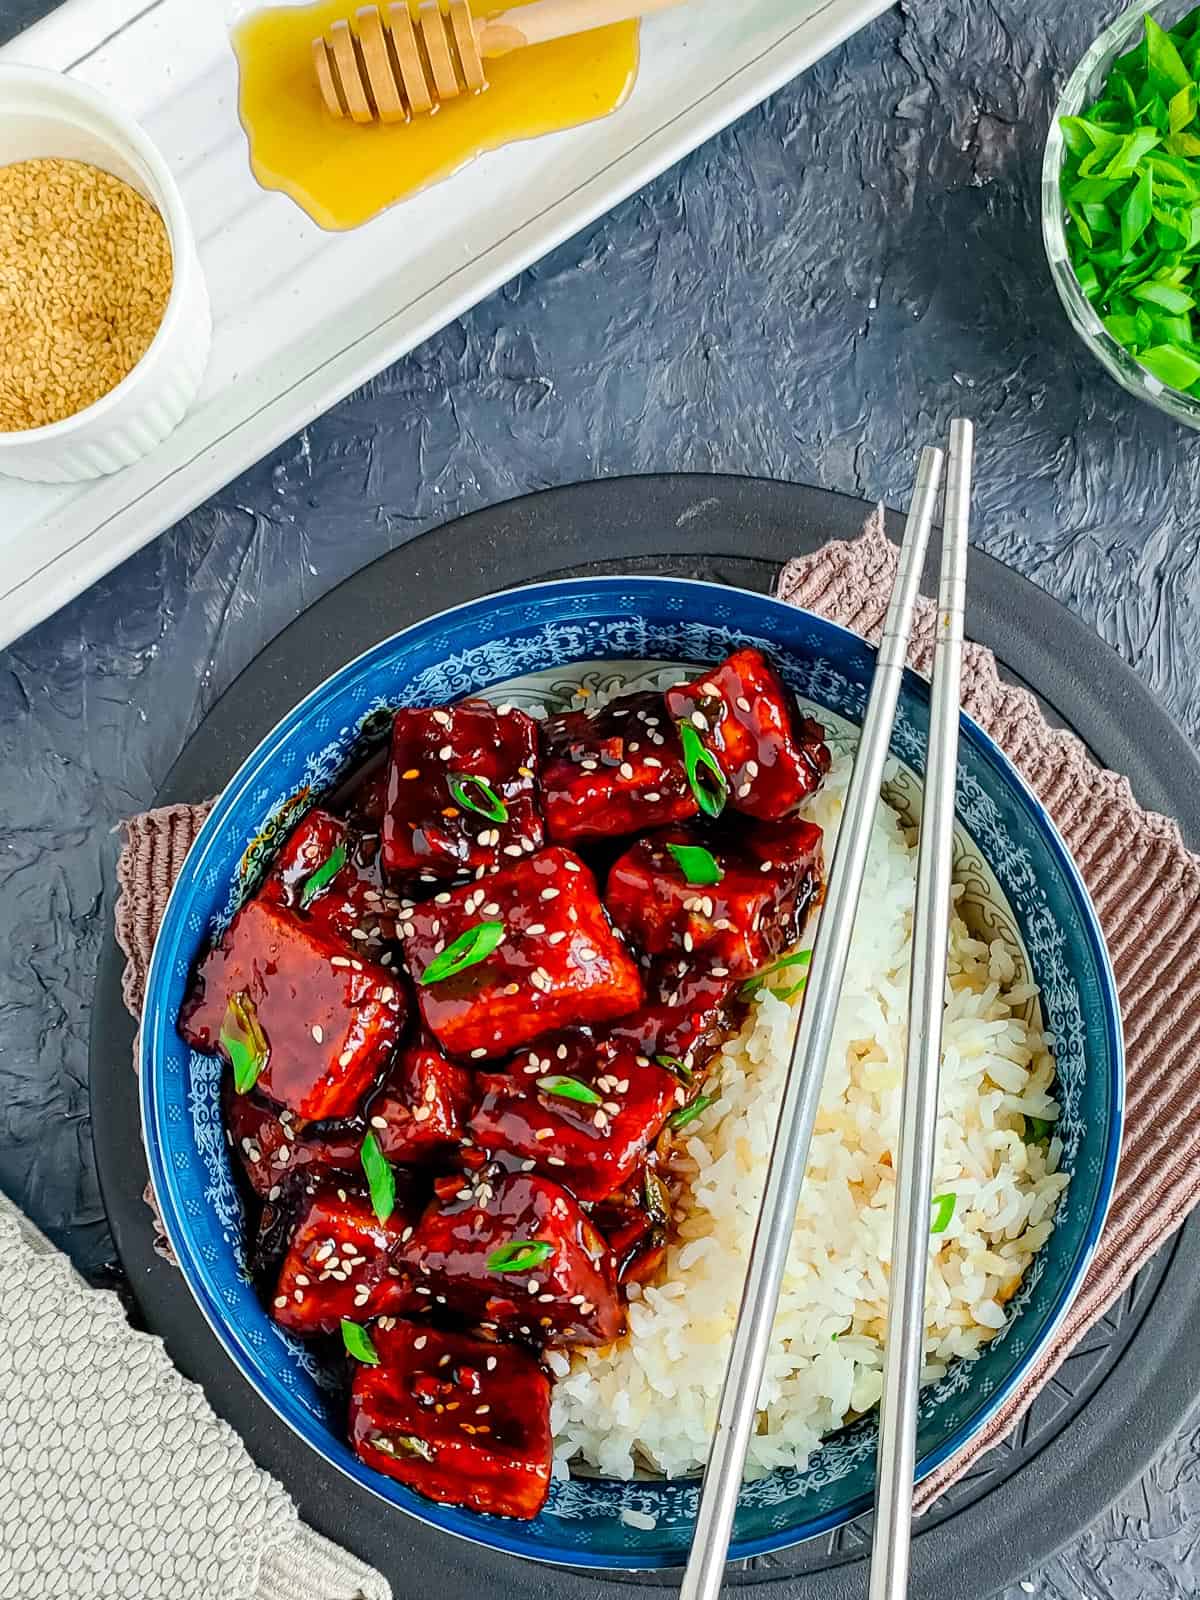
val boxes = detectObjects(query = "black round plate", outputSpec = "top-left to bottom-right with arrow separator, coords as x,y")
91,475 -> 1200,1600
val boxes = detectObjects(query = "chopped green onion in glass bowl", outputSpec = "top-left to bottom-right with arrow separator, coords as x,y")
1043,0 -> 1200,426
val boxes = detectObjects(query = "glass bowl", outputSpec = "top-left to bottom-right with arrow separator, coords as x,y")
1042,0 -> 1200,427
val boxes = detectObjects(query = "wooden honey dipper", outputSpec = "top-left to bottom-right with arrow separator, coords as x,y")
314,0 -> 684,123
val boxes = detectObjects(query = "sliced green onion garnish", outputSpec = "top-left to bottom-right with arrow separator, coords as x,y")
655,1054 -> 694,1084
930,1192 -> 957,1235
536,1075 -> 602,1106
678,723 -> 728,818
1059,10 -> 1200,397
486,1239 -> 554,1274
669,1094 -> 714,1132
220,990 -> 269,1094
361,1130 -> 396,1224
643,1169 -> 669,1225
418,920 -> 505,986
666,842 -> 724,886
448,772 -> 509,824
298,841 -> 348,909
740,948 -> 812,998
392,1434 -> 435,1460
341,1318 -> 380,1364
1023,1115 -> 1053,1145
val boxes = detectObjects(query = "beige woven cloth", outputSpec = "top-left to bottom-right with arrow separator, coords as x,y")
0,1189 -> 390,1600
114,514 -> 1200,1519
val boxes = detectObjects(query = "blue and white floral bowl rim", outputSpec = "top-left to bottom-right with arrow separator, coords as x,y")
140,575 -> 1124,1570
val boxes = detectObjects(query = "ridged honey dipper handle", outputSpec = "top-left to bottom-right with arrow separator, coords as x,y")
480,0 -> 684,54
314,0 -> 686,124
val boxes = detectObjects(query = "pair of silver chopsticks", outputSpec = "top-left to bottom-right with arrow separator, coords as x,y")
680,420 -> 974,1600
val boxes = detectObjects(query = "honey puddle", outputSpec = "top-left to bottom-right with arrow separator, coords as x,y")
232,0 -> 640,230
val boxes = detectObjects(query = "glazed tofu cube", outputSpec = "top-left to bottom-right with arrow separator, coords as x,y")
179,898 -> 405,1121
468,1033 -> 681,1202
382,699 -> 543,884
400,847 -> 643,1060
335,753 -> 389,828
365,1038 -> 475,1165
223,1080 -> 361,1198
664,649 -> 831,819
607,963 -> 746,1082
349,1322 -> 552,1520
605,820 -> 823,979
592,1179 -> 671,1288
396,1171 -> 622,1346
260,808 -> 395,957
271,1185 -> 419,1336
539,690 -> 699,842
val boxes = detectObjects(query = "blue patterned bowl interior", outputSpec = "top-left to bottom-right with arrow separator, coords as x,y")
141,577 -> 1123,1570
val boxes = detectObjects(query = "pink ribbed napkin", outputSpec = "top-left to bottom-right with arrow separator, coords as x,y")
115,513 -> 1200,1512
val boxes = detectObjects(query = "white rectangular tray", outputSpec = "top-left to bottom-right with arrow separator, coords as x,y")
0,0 -> 891,649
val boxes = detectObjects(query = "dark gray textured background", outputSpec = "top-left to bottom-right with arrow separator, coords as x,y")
2,0 -> 1198,1593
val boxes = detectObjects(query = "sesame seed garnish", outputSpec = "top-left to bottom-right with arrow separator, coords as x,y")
691,711 -> 708,730
274,1295 -> 287,1308
338,1049 -> 354,1067
503,844 -> 523,856
540,887 -> 559,901
433,709 -> 452,726
486,1356 -> 497,1370
547,930 -> 567,945
547,1156 -> 566,1167
331,955 -> 351,968
535,1128 -> 554,1141
471,1047 -> 488,1059
311,1024 -> 324,1043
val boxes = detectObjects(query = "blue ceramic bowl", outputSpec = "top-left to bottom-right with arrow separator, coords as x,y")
141,577 -> 1123,1570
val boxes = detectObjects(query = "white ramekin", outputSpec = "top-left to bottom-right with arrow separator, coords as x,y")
0,65 -> 211,483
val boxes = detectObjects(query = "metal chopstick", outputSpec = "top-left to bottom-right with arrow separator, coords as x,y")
678,445 -> 946,1600
868,417 -> 974,1600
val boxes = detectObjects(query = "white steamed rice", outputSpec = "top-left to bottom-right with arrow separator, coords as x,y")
548,748 -> 1068,1481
